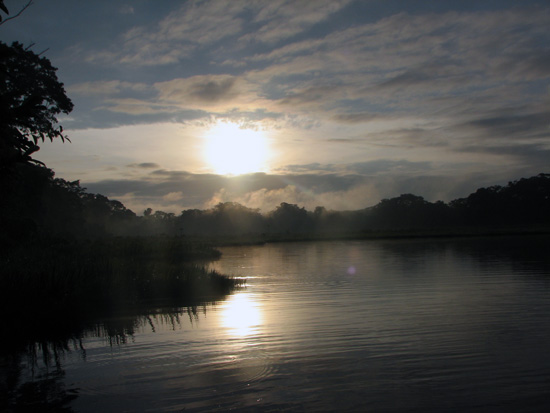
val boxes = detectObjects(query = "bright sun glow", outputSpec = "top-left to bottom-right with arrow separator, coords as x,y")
220,292 -> 262,337
203,122 -> 269,175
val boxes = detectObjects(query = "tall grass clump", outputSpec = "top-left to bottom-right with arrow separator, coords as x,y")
0,236 -> 242,349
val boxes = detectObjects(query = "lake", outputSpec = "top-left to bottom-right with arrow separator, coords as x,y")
4,235 -> 550,411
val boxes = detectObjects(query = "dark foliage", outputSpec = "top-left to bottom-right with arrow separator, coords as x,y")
0,41 -> 73,170
147,173 -> 549,238
2,166 -> 549,245
0,236 -> 238,351
141,173 -> 550,238
0,163 -> 138,246
449,174 -> 550,227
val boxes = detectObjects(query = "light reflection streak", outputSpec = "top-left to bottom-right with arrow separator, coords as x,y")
220,292 -> 262,337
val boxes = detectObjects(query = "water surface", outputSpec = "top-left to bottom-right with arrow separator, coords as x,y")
6,236 -> 550,411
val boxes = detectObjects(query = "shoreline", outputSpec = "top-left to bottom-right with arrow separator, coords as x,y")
188,226 -> 550,247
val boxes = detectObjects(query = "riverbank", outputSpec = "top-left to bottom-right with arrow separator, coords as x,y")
0,236 -> 243,350
180,225 -> 550,247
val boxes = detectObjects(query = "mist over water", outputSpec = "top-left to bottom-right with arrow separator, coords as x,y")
8,236 -> 550,411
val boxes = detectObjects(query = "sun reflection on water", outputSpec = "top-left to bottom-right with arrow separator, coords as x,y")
220,292 -> 262,337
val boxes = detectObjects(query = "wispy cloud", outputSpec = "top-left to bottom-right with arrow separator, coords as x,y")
154,75 -> 251,110
87,0 -> 351,67
68,80 -> 150,97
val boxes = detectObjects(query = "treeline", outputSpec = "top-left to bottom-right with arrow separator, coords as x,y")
2,163 -> 549,244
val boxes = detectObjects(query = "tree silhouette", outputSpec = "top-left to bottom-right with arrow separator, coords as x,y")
269,202 -> 310,233
0,41 -> 73,171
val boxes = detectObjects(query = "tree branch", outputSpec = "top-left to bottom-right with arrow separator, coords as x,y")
0,0 -> 33,26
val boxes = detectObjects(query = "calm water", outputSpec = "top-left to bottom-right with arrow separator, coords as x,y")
7,236 -> 550,411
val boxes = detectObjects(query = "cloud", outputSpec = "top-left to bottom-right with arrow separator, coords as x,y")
242,0 -> 352,44
62,107 -> 207,129
277,160 -> 436,179
365,127 -> 450,149
68,80 -> 149,97
70,76 -> 257,120
119,5 -> 134,15
459,112 -> 550,141
459,143 -> 550,168
127,162 -> 160,169
155,75 -> 243,107
89,0 -> 351,67
331,112 -> 393,123
248,7 -> 550,113
200,172 -> 491,212
375,70 -> 432,90
347,160 -> 434,175
203,183 -> 381,212
101,100 -> 178,116
42,2 -> 550,192
162,191 -> 184,202
71,4 -> 550,141
277,85 -> 342,108
105,1 -> 246,65
277,163 -> 339,174
217,108 -> 284,123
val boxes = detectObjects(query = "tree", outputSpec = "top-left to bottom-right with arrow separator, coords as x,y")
0,41 -> 73,170
269,202 -> 309,233
369,194 -> 448,230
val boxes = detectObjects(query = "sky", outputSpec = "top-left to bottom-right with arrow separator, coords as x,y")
2,0 -> 549,214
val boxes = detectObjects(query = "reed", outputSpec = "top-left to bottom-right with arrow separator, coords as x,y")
0,236 -> 242,350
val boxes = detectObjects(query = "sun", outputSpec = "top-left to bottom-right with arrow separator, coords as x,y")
203,122 -> 269,175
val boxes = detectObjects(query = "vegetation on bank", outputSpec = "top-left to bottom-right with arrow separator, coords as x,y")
3,165 -> 549,244
0,236 -> 243,350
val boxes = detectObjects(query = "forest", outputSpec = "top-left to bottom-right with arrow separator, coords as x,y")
2,162 -> 550,245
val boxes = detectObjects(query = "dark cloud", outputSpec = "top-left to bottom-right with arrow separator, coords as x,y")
367,128 -> 449,148
510,53 -> 550,79
459,112 -> 550,140
188,78 -> 237,102
217,108 -> 284,122
326,138 -> 362,143
278,85 -> 340,106
278,163 -> 339,173
376,70 -> 432,90
127,162 -> 160,169
280,160 -> 435,176
63,107 -> 208,130
347,160 -> 433,175
459,142 -> 550,166
149,169 -> 194,177
331,112 -> 389,123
